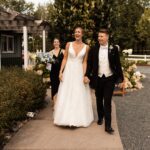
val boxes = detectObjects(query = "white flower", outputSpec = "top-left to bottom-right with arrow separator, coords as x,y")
38,64 -> 45,69
41,57 -> 46,62
26,112 -> 35,118
141,74 -> 146,79
36,52 -> 56,64
124,77 -> 129,82
43,78 -> 50,83
135,82 -> 143,89
36,70 -> 43,75
131,75 -> 140,82
26,65 -> 34,71
127,66 -> 134,72
124,77 -> 133,88
124,80 -> 133,88
109,45 -> 113,50
131,64 -> 137,70
46,63 -> 52,71
122,49 -> 133,55
124,71 -> 130,78
29,52 -> 37,60
134,71 -> 141,77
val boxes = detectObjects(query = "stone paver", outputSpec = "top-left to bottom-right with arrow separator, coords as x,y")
4,90 -> 123,150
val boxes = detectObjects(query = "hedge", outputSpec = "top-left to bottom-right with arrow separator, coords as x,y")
0,67 -> 47,146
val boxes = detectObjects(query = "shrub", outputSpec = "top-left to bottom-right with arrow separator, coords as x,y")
0,67 -> 47,146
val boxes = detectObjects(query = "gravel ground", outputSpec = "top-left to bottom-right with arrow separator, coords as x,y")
114,66 -> 150,150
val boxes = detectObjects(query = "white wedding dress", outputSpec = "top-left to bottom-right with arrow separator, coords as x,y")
54,42 -> 94,127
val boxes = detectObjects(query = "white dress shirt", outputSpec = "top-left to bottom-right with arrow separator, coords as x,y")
98,44 -> 113,77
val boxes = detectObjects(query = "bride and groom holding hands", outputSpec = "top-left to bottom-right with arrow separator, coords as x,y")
53,27 -> 124,134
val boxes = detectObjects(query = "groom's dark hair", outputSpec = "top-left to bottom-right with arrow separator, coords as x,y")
99,28 -> 109,35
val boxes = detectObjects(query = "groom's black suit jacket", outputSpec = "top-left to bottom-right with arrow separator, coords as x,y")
85,43 -> 124,89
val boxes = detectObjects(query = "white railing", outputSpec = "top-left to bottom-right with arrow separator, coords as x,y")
125,54 -> 150,62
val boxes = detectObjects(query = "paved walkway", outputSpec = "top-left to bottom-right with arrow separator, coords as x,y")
4,89 -> 123,150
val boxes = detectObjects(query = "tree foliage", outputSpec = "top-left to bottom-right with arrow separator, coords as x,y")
53,0 -> 149,50
136,8 -> 150,50
0,0 -> 149,51
0,0 -> 34,15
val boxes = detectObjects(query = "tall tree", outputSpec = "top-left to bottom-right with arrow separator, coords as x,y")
34,4 -> 48,20
53,0 -> 95,47
34,2 -> 58,50
111,0 -> 145,49
0,0 -> 34,15
53,0 -> 148,50
136,8 -> 150,51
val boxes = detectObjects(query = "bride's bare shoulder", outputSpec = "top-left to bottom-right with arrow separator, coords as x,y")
65,42 -> 72,49
84,44 -> 90,52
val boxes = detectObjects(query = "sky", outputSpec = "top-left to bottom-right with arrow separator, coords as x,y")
25,0 -> 54,7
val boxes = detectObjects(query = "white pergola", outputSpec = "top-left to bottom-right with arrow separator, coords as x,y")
22,22 -> 49,69
0,7 -> 50,70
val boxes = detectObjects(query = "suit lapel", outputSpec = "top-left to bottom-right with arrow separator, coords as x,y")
108,44 -> 111,62
96,44 -> 100,67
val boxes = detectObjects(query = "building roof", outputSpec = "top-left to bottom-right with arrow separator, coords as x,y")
0,7 -> 50,33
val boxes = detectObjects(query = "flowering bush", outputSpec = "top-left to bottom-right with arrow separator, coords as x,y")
136,60 -> 150,66
33,52 -> 55,83
27,52 -> 55,83
121,57 -> 146,89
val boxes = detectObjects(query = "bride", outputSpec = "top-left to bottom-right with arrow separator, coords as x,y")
53,27 -> 94,127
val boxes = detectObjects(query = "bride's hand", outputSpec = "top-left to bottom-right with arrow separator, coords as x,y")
59,72 -> 63,82
84,76 -> 90,84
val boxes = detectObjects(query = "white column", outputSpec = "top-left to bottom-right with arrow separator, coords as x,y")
0,34 -> 1,70
42,29 -> 46,53
0,48 -> 1,70
23,26 -> 28,69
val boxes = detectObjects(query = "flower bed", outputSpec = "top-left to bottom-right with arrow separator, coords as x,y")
121,58 -> 146,89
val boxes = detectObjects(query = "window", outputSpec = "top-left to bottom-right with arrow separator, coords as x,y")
1,35 -> 14,53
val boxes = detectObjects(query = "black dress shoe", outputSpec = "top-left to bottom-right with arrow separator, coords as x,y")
105,127 -> 114,134
97,120 -> 103,125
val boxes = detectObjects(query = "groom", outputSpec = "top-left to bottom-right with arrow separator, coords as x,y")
85,28 -> 124,134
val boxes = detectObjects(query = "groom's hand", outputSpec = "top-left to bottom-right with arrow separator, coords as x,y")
84,76 -> 90,84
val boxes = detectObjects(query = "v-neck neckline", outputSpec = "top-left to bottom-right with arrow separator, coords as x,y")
53,49 -> 61,57
71,42 -> 85,57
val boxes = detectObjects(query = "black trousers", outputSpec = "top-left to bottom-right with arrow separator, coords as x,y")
95,75 -> 115,128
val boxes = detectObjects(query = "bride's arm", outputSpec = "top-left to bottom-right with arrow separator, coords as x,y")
59,42 -> 69,81
83,45 -> 90,83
